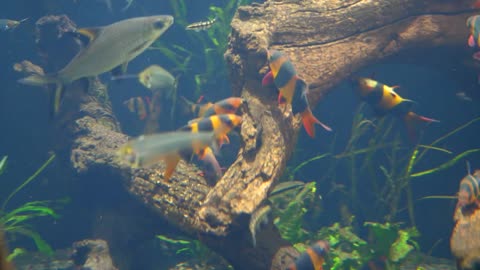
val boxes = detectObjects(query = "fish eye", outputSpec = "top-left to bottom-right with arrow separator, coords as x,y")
154,21 -> 165,29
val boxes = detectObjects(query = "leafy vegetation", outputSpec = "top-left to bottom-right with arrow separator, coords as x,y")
151,0 -> 255,101
0,154 -> 61,256
286,107 -> 480,225
275,106 -> 480,268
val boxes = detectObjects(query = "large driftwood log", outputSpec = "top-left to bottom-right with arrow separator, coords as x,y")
24,1 -> 477,269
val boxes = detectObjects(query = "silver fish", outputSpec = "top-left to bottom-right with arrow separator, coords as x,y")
117,131 -> 215,181
0,18 -> 28,31
249,205 -> 272,247
186,17 -> 217,32
18,15 -> 174,116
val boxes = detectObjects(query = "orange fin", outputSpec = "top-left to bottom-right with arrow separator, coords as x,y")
277,92 -> 284,104
391,85 -> 400,89
301,109 -> 332,138
404,112 -> 439,142
164,154 -> 180,182
469,35 -> 475,47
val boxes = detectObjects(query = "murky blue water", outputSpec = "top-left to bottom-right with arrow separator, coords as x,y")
0,1 -> 479,269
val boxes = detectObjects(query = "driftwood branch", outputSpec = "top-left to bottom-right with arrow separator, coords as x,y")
21,1 -> 477,269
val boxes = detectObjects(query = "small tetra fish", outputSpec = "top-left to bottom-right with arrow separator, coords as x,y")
456,91 -> 473,102
0,18 -> 28,31
456,162 -> 480,210
186,17 -> 217,32
249,205 -> 272,247
123,96 -> 151,120
287,240 -> 329,270
353,77 -> 439,141
263,49 -> 332,138
117,131 -> 215,182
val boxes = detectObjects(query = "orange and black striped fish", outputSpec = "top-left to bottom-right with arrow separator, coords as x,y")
180,114 -> 242,148
179,114 -> 242,178
123,96 -> 151,120
287,240 -> 329,270
263,49 -> 332,138
180,96 -> 214,118
456,162 -> 480,210
353,77 -> 439,141
188,97 -> 244,124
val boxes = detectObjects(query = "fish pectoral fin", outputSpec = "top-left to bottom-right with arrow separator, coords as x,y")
163,154 -> 181,182
111,62 -> 129,77
76,27 -> 103,45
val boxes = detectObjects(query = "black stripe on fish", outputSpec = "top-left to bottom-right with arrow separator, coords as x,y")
274,59 -> 296,88
186,17 -> 217,31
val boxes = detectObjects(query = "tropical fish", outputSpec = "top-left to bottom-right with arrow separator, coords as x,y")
467,15 -> 480,48
117,131 -> 215,182
178,114 -> 242,178
0,18 -> 28,31
263,49 -> 332,137
269,181 -> 305,197
123,96 -> 151,120
249,205 -> 272,247
179,114 -> 243,148
113,65 -> 176,94
186,17 -> 217,32
18,15 -> 174,116
184,97 -> 244,123
0,228 -> 15,270
466,15 -> 480,60
287,240 -> 329,270
456,162 -> 480,210
180,96 -> 214,119
353,77 -> 439,140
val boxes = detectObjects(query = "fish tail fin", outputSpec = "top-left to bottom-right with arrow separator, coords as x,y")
404,111 -> 439,142
301,109 -> 332,138
468,35 -> 475,47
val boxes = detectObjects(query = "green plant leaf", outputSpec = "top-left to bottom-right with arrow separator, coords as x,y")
0,156 -> 7,176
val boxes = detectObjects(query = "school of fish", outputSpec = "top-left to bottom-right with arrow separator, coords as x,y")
2,3 -> 480,270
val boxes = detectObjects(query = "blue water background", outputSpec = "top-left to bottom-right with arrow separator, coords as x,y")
0,0 -> 479,267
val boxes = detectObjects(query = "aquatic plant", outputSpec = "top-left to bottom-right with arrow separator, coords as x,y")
315,222 -> 369,269
289,104 -> 480,225
314,221 -> 419,270
150,0 -> 254,101
269,182 -> 316,243
155,234 -> 216,262
0,154 -> 60,256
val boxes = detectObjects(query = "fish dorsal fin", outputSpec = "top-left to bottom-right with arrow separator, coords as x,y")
76,27 -> 102,45
467,160 -> 472,175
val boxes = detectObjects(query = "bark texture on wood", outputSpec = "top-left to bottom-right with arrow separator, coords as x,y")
19,1 -> 478,269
